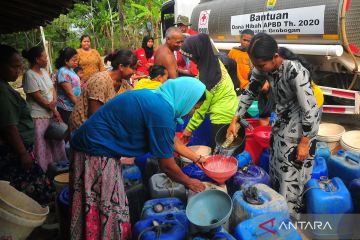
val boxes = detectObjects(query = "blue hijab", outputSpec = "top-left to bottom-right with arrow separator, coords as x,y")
153,77 -> 206,124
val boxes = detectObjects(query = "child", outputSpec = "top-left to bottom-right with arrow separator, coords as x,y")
74,66 -> 85,88
134,65 -> 168,90
229,29 -> 275,126
228,29 -> 254,90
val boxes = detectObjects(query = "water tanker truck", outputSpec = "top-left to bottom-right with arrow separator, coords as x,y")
161,0 -> 360,114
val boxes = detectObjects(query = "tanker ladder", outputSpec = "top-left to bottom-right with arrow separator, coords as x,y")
319,85 -> 360,114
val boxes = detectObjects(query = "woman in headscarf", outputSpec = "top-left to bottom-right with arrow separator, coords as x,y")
133,36 -> 155,76
70,77 -> 207,240
180,33 -> 238,149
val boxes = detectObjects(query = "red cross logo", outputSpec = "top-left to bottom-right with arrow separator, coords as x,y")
200,11 -> 209,25
201,14 -> 207,23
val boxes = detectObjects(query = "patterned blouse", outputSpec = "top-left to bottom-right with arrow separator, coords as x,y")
56,67 -> 81,111
77,48 -> 105,82
70,71 -> 116,130
118,79 -> 134,94
236,59 -> 319,139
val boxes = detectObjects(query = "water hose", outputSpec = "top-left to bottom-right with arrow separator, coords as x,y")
340,0 -> 359,90
137,221 -> 173,240
162,175 -> 175,197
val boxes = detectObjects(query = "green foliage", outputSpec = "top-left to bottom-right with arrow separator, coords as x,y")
0,30 -> 42,52
126,0 -> 164,43
0,0 -> 167,67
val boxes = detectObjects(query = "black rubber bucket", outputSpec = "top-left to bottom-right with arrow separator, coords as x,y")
215,123 -> 246,156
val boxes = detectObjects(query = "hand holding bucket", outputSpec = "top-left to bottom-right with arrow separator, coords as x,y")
197,155 -> 238,184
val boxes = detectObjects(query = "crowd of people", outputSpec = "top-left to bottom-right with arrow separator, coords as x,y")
0,16 -> 323,239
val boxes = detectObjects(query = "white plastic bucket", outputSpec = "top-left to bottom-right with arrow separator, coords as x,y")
0,181 -> 49,240
341,131 -> 360,153
179,145 -> 212,164
0,207 -> 47,240
317,123 -> 345,142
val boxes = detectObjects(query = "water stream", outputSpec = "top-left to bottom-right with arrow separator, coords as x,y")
212,123 -> 254,169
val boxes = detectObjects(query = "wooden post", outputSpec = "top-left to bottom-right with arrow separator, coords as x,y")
40,26 -> 53,74
107,0 -> 115,51
118,0 -> 127,47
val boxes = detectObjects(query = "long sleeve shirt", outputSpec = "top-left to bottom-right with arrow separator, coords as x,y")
236,60 -> 319,139
186,61 -> 238,131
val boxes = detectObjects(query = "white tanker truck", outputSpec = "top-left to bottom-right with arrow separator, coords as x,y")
161,0 -> 360,114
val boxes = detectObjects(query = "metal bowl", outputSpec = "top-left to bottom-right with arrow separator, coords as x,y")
44,121 -> 68,140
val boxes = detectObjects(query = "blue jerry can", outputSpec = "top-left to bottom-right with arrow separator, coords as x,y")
192,226 -> 235,239
182,163 -> 215,183
349,178 -> 360,213
133,213 -> 189,240
327,150 -> 360,186
122,165 -> 142,189
259,149 -> 270,173
135,152 -> 152,175
311,156 -> 328,179
142,198 -> 185,219
235,151 -> 253,169
305,176 -> 353,214
212,231 -> 236,240
227,165 -> 270,197
231,184 -> 289,228
234,213 -> 302,240
122,165 -> 142,181
193,226 -> 236,240
315,142 -> 331,161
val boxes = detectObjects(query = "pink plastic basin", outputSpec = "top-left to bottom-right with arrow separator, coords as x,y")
200,155 -> 238,184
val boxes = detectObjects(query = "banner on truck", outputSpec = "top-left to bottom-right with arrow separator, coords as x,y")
231,5 -> 325,35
